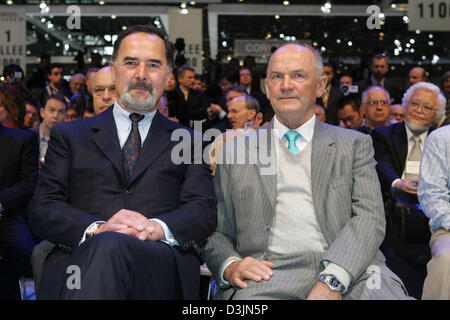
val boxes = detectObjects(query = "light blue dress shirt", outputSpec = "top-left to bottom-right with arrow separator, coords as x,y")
418,125 -> 450,231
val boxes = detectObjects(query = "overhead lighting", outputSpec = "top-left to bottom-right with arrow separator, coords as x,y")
190,1 -> 196,5
99,1 -> 105,5
415,30 -> 420,34
320,46 -> 326,52
275,14 -> 280,19
181,2 -> 187,9
180,8 -> 189,14
391,3 -> 397,9
336,39 -> 341,44
402,16 -> 409,24
283,1 -> 290,5
429,34 -> 433,38
6,0 -> 13,5
409,39 -> 415,44
428,41 -> 434,46
111,15 -> 117,19
222,41 -> 227,47
122,26 -> 127,30
347,41 -> 353,46
394,39 -> 401,46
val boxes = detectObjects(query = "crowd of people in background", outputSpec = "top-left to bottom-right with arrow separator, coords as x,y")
1,39 -> 450,300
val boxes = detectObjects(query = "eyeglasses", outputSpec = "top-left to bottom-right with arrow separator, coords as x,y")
93,86 -> 116,96
365,100 -> 389,106
409,100 -> 435,113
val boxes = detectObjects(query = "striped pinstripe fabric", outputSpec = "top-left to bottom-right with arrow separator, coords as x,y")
201,119 -> 412,300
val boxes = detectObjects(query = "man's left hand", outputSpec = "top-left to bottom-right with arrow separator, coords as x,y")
306,281 -> 342,300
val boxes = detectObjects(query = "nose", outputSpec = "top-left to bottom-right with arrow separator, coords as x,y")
103,88 -> 112,101
135,62 -> 148,80
280,74 -> 293,92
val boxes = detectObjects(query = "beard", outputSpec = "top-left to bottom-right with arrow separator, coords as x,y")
120,81 -> 157,111
405,119 -> 429,135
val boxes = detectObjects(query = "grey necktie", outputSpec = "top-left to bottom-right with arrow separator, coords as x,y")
403,135 -> 421,180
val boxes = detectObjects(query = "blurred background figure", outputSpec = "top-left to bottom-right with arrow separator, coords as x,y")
390,104 -> 406,124
408,67 -> 427,88
24,100 -> 41,129
337,95 -> 364,130
65,106 -> 81,122
313,104 -> 327,122
69,73 -> 86,96
0,85 -> 26,129
91,66 -> 115,115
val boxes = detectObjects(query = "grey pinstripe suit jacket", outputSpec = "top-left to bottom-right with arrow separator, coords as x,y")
201,118 -> 410,300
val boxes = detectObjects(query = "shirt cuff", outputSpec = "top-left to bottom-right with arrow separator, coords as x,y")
219,256 -> 242,288
391,178 -> 402,189
320,261 -> 353,294
149,218 -> 179,246
440,215 -> 450,231
78,221 -> 106,246
218,111 -> 227,120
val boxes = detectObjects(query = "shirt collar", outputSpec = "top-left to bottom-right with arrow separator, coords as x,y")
112,101 -> 156,128
273,113 -> 316,143
39,123 -> 49,142
405,122 -> 428,146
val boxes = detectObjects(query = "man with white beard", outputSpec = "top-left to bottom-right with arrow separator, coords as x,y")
371,82 -> 446,298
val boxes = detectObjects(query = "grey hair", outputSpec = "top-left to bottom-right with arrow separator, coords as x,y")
361,86 -> 391,104
232,95 -> 260,113
70,73 -> 86,81
402,82 -> 447,121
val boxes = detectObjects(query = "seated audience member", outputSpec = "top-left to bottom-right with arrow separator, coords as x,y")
26,53 -> 50,90
27,25 -> 216,300
442,71 -> 450,102
31,94 -> 67,164
156,95 -> 178,123
358,86 -> 391,134
70,68 -> 98,115
339,75 -> 353,88
3,64 -> 36,102
390,104 -> 406,124
24,100 -> 41,129
209,95 -> 262,176
215,67 -> 239,109
172,65 -> 210,128
356,54 -> 401,104
65,106 -> 81,122
33,63 -> 71,106
207,85 -> 248,133
315,62 -> 343,124
313,104 -> 327,122
69,73 -> 86,96
371,82 -> 446,298
194,74 -> 208,93
91,66 -> 116,115
0,85 -> 26,129
337,95 -> 364,130
82,106 -> 95,118
0,122 -> 38,299
239,67 -> 273,124
408,67 -> 427,88
201,43 -> 410,300
418,125 -> 450,300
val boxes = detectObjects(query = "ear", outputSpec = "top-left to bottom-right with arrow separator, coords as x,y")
316,75 -> 327,98
360,104 -> 365,117
109,61 -> 116,83
264,78 -> 271,100
40,107 -> 45,118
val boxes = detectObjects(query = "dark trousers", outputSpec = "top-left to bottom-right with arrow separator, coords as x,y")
38,232 -> 183,299
0,214 -> 35,299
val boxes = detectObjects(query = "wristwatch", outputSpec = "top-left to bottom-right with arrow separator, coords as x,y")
86,222 -> 103,238
319,274 -> 345,293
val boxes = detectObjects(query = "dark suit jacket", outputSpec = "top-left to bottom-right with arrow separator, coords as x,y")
355,77 -> 402,104
28,107 -> 217,298
0,125 -> 39,217
371,122 -> 432,199
316,86 -> 343,124
170,87 -> 211,128
248,88 -> 274,123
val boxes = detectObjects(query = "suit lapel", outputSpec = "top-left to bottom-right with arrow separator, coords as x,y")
393,122 -> 408,172
91,108 -> 126,184
311,120 -> 336,242
0,125 -> 13,177
255,122 -> 277,208
127,111 -> 174,186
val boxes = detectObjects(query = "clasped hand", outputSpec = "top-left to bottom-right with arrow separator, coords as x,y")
96,209 -> 165,241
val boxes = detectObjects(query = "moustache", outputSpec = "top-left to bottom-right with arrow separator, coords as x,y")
127,81 -> 154,92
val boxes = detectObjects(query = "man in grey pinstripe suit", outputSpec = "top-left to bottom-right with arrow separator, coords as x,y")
201,44 -> 411,300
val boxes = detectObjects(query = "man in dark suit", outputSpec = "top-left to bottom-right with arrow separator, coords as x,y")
28,25 -> 217,299
0,124 -> 38,299
315,62 -> 343,124
239,67 -> 274,124
32,63 -> 72,107
371,82 -> 446,299
356,54 -> 402,104
170,66 -> 211,129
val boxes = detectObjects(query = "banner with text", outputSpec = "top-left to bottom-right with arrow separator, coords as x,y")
0,7 -> 26,75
